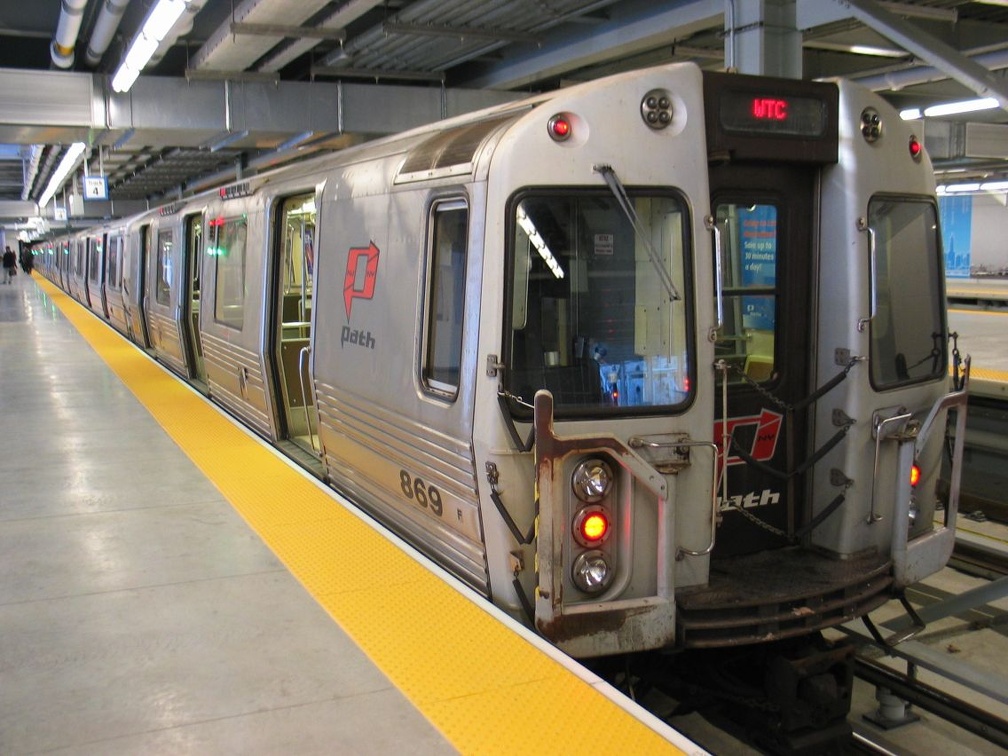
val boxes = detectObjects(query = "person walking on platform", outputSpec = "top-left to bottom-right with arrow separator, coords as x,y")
19,247 -> 32,275
2,246 -> 16,284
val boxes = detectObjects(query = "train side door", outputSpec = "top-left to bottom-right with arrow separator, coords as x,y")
709,163 -> 816,556
123,222 -> 151,348
182,213 -> 207,389
267,192 -> 319,457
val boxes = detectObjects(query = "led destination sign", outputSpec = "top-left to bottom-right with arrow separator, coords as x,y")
720,91 -> 828,137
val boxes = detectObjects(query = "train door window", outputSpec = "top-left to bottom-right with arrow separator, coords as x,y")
422,199 -> 468,397
211,216 -> 248,329
155,229 -> 173,306
106,236 -> 120,288
867,198 -> 944,388
714,202 -> 778,382
505,191 -> 692,415
88,239 -> 102,283
279,193 -> 315,330
187,215 -> 202,302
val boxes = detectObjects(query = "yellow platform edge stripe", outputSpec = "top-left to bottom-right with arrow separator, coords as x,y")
35,278 -> 691,755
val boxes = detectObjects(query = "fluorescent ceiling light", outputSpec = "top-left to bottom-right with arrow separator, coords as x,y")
923,97 -> 999,117
110,0 -> 188,95
111,64 -> 140,93
804,41 -> 908,58
899,107 -> 922,120
981,180 -> 1008,192
123,33 -> 159,72
38,142 -> 87,209
143,0 -> 187,42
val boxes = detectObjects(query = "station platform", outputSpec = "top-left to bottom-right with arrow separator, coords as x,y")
0,274 -> 699,754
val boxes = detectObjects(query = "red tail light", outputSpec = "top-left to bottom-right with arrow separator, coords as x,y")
573,506 -> 611,547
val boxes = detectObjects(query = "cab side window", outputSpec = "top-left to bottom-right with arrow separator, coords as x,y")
422,200 -> 468,397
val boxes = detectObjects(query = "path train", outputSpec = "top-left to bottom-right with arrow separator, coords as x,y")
35,63 -> 968,665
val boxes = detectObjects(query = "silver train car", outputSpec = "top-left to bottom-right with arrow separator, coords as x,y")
36,62 -> 967,663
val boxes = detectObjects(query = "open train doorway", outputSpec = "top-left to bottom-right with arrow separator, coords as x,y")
269,192 -> 320,465
182,213 -> 207,390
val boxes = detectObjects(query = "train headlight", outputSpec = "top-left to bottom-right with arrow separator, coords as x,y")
860,107 -> 882,143
573,504 -> 611,547
641,88 -> 674,130
572,458 -> 613,502
572,550 -> 613,593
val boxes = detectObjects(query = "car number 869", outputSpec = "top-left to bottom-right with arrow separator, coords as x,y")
399,470 -> 443,517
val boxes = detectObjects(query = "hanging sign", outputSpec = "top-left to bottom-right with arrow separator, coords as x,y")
84,176 -> 108,200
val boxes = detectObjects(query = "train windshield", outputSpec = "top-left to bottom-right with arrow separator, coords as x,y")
868,198 -> 945,388
506,191 -> 692,415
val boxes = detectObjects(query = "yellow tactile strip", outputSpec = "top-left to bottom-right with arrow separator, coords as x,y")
36,278 -> 685,754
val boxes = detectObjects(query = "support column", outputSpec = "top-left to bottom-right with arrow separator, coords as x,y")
725,0 -> 802,78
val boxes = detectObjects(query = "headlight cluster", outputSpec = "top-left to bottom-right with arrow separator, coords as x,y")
570,458 -> 615,594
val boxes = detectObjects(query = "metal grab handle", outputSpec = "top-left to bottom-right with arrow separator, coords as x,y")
676,440 -> 721,558
858,223 -> 877,333
706,215 -> 725,341
867,411 -> 913,524
298,345 -> 318,452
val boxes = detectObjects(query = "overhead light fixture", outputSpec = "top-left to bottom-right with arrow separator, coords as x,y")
923,97 -> 999,117
804,41 -> 909,59
111,0 -> 188,94
38,142 -> 87,209
899,107 -> 922,120
973,0 -> 1008,6
937,180 -> 1008,195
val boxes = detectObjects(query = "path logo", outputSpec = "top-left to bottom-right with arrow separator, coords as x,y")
715,408 -> 783,467
343,242 -> 380,320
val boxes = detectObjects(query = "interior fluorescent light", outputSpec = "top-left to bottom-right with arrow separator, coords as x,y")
900,107 -> 922,120
923,97 -> 999,117
38,142 -> 87,209
516,206 -> 564,280
981,180 -> 1008,192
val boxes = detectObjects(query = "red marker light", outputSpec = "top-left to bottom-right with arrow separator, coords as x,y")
547,114 -> 573,142
909,135 -> 923,160
580,511 -> 609,543
573,505 -> 612,547
910,463 -> 921,488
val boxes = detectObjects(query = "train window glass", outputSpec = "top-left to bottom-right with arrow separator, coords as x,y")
506,192 -> 691,415
714,202 -> 778,382
106,237 -> 119,288
156,229 -> 173,306
868,198 -> 944,387
212,216 -> 248,329
279,194 -> 315,327
88,240 -> 102,283
423,200 -> 468,397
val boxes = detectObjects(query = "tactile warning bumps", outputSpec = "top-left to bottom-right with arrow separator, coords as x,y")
41,278 -> 684,754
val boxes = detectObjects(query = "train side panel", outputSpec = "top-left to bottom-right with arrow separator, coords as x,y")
199,192 -> 276,439
102,228 -> 131,338
312,155 -> 490,593
814,81 -> 963,585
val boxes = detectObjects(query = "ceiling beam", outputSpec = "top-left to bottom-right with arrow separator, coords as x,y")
834,0 -> 1008,111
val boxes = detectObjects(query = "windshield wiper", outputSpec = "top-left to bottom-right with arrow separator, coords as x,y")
593,163 -> 680,302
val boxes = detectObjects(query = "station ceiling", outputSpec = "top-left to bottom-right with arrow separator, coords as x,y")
1,0 -> 1007,233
